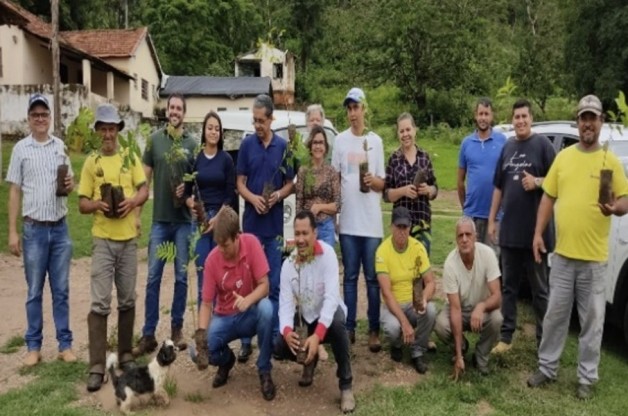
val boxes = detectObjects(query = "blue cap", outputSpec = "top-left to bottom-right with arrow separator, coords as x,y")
94,103 -> 125,130
28,93 -> 50,112
343,87 -> 365,107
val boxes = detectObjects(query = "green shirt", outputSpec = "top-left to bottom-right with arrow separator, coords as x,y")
143,127 -> 197,223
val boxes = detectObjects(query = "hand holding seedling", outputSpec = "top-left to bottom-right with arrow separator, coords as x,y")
404,184 -> 418,199
532,232 -> 546,263
267,191 -> 281,209
284,331 -> 301,356
92,199 -> 110,214
417,183 -> 432,197
451,356 -> 465,381
303,334 -> 320,364
521,170 -> 537,191
251,194 -> 268,215
363,172 -> 374,190
117,197 -> 137,218
232,291 -> 250,312
63,174 -> 74,193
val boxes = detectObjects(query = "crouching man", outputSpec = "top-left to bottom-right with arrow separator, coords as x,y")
435,217 -> 502,378
78,104 -> 149,392
376,206 -> 436,374
193,207 -> 276,401
274,211 -> 355,413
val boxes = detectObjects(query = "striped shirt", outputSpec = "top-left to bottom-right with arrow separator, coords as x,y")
6,134 -> 72,221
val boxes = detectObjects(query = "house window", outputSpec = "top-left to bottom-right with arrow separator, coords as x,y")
239,107 -> 249,111
0,48 -> 3,77
217,107 -> 227,112
60,63 -> 69,83
141,79 -> 148,100
133,73 -> 138,90
238,62 -> 260,77
273,63 -> 283,79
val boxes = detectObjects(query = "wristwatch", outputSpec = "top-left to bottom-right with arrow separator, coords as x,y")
534,177 -> 542,188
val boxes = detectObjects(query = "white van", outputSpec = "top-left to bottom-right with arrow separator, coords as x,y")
219,110 -> 338,251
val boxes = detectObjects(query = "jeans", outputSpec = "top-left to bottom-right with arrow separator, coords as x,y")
207,298 -> 273,374
500,247 -> 549,345
339,234 -> 381,333
142,221 -> 192,336
249,234 -> 282,342
194,209 -> 217,307
22,220 -> 73,351
317,217 -> 336,249
273,307 -> 352,390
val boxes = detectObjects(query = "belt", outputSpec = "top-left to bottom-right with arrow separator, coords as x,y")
23,216 -> 65,226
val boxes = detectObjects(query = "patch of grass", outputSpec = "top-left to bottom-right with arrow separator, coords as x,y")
184,391 -> 205,403
0,361 -> 99,416
163,374 -> 178,398
0,335 -> 25,354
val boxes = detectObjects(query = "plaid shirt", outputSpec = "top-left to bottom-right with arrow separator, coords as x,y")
384,146 -> 437,230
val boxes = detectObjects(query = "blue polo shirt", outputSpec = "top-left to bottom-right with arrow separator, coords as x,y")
237,132 -> 295,237
458,129 -> 507,219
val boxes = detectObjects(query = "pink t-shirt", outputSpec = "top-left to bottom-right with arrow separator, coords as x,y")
202,233 -> 270,315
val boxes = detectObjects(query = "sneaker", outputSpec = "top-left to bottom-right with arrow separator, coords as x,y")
368,331 -> 381,353
86,373 -> 104,392
238,343 -> 252,363
413,356 -> 428,374
132,335 -> 158,357
212,350 -> 236,388
57,349 -> 77,362
23,350 -> 41,367
576,383 -> 592,400
340,389 -> 356,413
390,346 -> 403,363
491,341 -> 512,354
259,372 -> 276,401
527,370 -> 554,388
347,330 -> 355,345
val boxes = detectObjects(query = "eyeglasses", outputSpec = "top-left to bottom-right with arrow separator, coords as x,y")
29,112 -> 50,120
252,117 -> 269,125
311,140 -> 326,145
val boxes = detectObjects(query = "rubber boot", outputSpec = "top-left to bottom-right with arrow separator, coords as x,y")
117,307 -> 136,370
87,311 -> 108,392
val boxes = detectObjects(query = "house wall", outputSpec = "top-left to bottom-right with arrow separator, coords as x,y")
158,96 -> 256,123
104,38 -> 160,118
0,25 -> 26,84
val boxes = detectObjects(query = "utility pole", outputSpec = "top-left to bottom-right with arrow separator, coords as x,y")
51,0 -> 62,137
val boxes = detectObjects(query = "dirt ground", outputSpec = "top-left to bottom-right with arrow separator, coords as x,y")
0,247 -> 436,415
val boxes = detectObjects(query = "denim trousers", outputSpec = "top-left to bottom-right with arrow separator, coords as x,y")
193,209 -> 217,307
273,307 -> 353,390
339,234 -> 381,333
316,217 -> 336,248
142,221 -> 192,336
22,220 -> 73,351
207,298 -> 273,374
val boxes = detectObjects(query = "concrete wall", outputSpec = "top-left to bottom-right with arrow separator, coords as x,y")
0,25 -> 26,84
157,96 -> 255,123
0,84 -> 142,139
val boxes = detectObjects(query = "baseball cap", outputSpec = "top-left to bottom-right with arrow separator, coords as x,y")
28,93 -> 50,112
343,87 -> 365,107
391,206 -> 412,227
94,103 -> 125,130
577,94 -> 603,117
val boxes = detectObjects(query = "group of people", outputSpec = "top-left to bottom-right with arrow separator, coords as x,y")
5,86 -> 627,412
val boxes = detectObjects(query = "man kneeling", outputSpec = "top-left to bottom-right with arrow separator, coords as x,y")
274,211 -> 355,413
193,207 -> 276,400
435,216 -> 502,378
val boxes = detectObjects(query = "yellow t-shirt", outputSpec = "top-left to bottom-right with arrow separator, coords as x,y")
542,145 -> 628,261
375,236 -> 430,304
78,153 -> 146,241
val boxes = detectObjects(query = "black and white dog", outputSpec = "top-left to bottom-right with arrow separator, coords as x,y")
107,339 -> 177,414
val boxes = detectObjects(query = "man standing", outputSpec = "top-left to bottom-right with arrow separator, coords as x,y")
134,93 -> 196,355
78,104 -> 149,392
527,95 -> 628,399
331,87 -> 386,352
193,207 -> 276,401
458,98 -> 507,245
236,94 -> 295,361
435,217 -> 502,377
376,207 -> 436,373
306,104 -> 325,130
275,210 -> 355,413
6,93 -> 76,366
488,99 -> 555,354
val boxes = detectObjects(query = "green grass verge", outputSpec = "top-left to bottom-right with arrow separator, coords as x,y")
0,361 -> 100,416
0,335 -> 25,354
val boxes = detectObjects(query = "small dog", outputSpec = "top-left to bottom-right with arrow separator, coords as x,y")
107,339 -> 177,414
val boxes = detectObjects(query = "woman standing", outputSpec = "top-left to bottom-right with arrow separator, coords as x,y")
186,111 -> 235,304
384,113 -> 438,255
296,125 -> 341,248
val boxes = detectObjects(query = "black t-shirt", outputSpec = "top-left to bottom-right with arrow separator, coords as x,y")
493,133 -> 556,249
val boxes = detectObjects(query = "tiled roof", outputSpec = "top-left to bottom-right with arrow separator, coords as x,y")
0,0 -> 53,38
61,28 -> 147,58
160,76 -> 272,97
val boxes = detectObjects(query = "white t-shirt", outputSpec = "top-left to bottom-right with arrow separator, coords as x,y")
331,129 -> 385,238
442,242 -> 500,308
